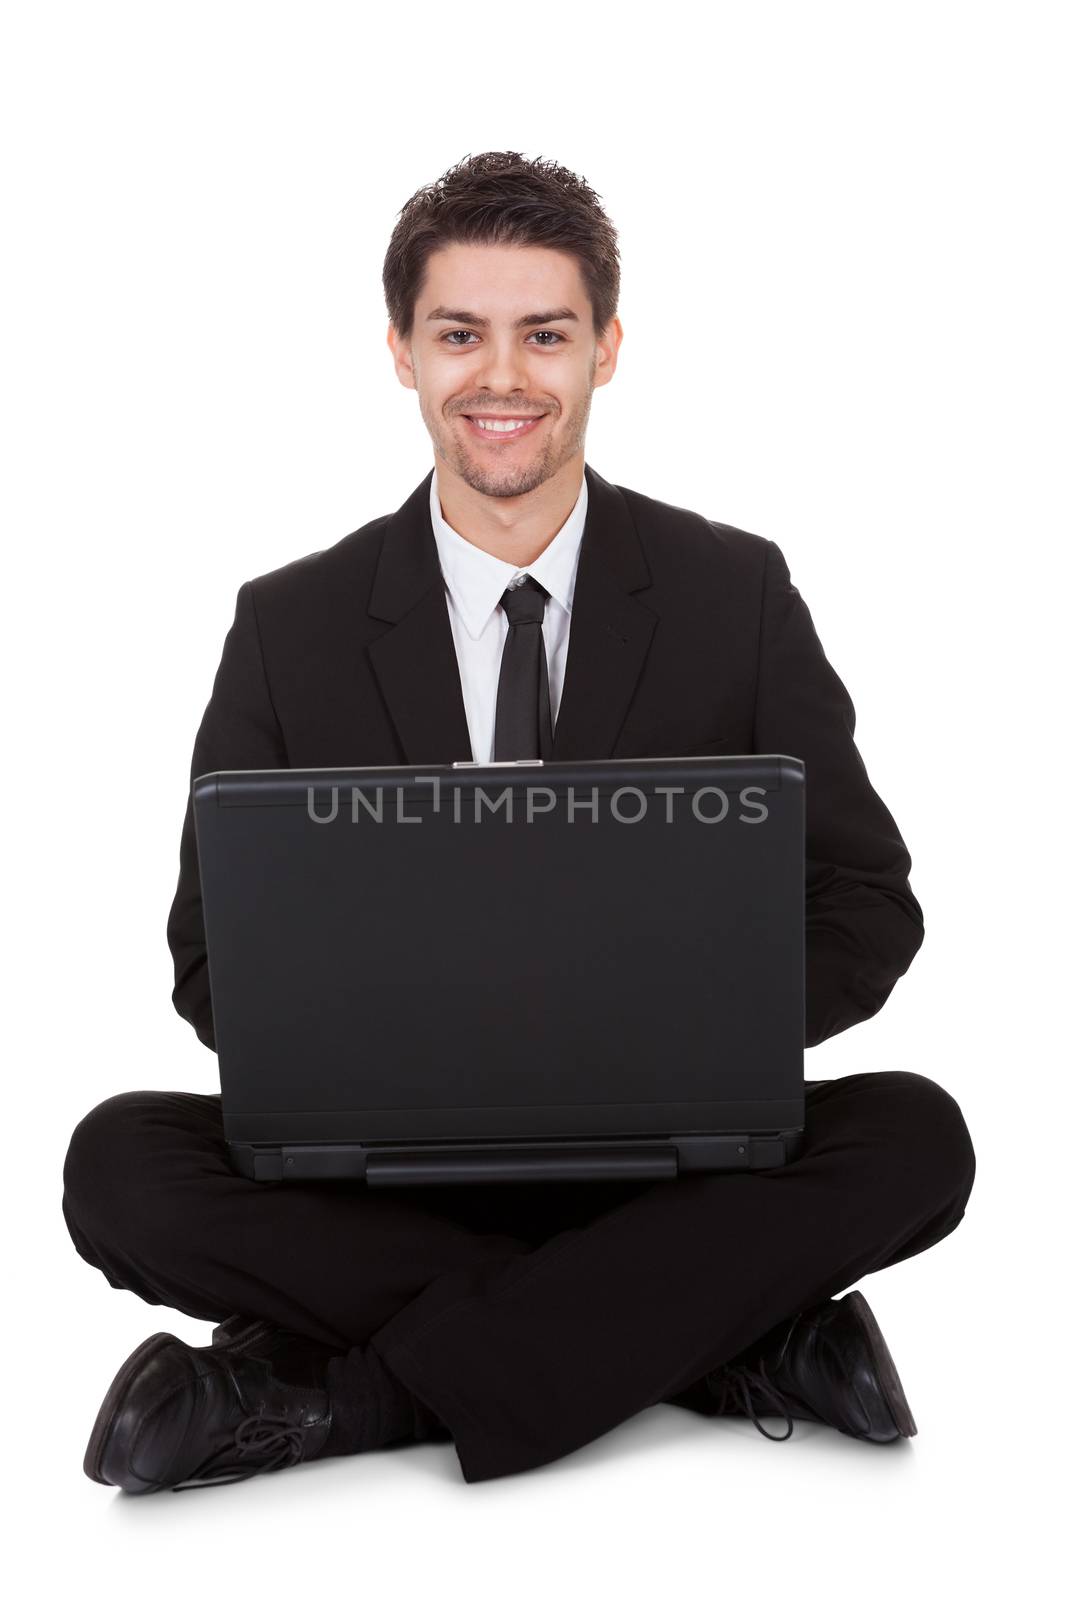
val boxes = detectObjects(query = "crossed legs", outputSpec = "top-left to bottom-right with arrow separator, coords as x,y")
62,1069 -> 975,1481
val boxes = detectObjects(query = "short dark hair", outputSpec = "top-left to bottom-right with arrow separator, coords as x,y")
383,150 -> 621,343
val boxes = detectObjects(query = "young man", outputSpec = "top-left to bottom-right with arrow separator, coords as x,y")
63,151 -> 976,1493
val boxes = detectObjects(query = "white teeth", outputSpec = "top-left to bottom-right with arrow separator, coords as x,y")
471,417 -> 538,432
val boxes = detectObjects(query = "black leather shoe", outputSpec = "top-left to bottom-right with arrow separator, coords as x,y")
703,1290 -> 918,1444
84,1323 -> 340,1492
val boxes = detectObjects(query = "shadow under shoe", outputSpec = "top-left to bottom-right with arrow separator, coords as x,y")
84,1323 -> 341,1493
701,1289 -> 919,1444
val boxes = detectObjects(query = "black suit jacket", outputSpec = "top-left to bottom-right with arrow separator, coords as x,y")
167,462 -> 924,1054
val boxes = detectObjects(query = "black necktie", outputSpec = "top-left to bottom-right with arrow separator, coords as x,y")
493,576 -> 553,760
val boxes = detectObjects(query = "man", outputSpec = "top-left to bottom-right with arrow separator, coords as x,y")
62,151 -> 976,1493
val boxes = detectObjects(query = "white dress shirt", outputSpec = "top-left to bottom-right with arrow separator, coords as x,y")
428,466 -> 588,763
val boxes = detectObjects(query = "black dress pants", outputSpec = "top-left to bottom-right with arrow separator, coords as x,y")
61,1070 -> 976,1483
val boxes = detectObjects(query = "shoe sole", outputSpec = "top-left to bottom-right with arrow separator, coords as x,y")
845,1290 -> 918,1439
84,1320 -> 275,1487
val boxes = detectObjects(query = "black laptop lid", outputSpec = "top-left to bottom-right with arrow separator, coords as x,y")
193,756 -> 805,1145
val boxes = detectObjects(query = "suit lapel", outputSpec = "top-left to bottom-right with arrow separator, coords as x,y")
366,469 -> 474,764
547,464 -> 657,759
367,462 -> 657,765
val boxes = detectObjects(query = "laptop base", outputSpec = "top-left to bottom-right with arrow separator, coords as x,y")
228,1131 -> 806,1185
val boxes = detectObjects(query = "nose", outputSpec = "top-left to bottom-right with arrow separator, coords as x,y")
470,341 -> 540,402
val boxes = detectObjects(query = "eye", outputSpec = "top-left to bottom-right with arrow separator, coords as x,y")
441,330 -> 564,347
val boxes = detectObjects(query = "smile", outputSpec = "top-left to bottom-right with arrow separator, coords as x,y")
462,414 -> 546,442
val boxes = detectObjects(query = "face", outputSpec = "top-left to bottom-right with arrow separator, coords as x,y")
389,242 -> 622,500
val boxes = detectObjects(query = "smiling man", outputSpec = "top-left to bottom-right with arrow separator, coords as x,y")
62,150 -> 976,1494
401,247 -> 606,563
390,238 -> 616,764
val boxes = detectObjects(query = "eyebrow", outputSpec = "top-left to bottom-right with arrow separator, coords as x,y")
425,305 -> 580,330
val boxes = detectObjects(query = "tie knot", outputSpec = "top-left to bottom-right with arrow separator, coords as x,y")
499,575 -> 549,625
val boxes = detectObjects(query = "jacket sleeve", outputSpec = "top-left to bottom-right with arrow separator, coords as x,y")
753,539 -> 924,1048
166,580 -> 288,1050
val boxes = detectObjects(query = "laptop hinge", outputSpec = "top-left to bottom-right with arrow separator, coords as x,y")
231,1132 -> 804,1184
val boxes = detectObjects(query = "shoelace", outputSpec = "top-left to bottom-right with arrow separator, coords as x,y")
171,1409 -> 309,1491
706,1356 -> 796,1442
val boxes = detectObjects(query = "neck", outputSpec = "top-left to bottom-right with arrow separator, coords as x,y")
435,454 -> 585,566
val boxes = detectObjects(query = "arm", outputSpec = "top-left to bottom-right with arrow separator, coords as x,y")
753,539 -> 924,1047
166,580 -> 288,1050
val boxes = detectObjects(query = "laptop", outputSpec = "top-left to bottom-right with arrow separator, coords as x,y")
192,754 -> 807,1185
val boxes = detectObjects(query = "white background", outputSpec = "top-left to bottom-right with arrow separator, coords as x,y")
3,0 -> 1062,1592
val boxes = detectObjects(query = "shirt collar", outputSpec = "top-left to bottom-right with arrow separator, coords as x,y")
429,465 -> 588,642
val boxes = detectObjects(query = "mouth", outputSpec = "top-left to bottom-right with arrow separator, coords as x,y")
460,413 -> 547,444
